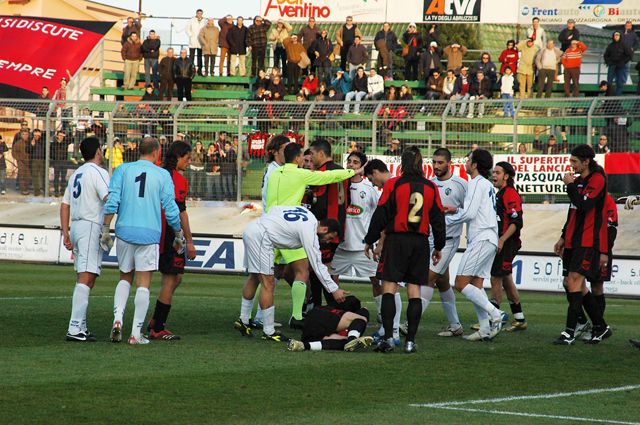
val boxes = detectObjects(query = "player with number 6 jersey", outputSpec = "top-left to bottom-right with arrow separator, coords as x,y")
103,137 -> 182,345
61,137 -> 110,342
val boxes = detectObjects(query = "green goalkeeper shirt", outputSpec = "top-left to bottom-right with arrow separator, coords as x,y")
265,163 -> 355,213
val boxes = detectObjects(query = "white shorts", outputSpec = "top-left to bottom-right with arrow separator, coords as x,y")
116,238 -> 159,273
70,220 -> 103,275
243,222 -> 274,275
430,236 -> 461,275
331,247 -> 378,278
456,239 -> 497,280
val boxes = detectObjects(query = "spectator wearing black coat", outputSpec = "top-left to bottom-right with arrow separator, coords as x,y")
173,49 -> 195,101
311,30 -> 333,84
604,31 -> 633,96
227,17 -> 249,77
419,41 -> 443,79
402,23 -> 423,80
471,52 -> 497,85
374,23 -> 399,78
467,71 -> 492,118
424,24 -> 440,47
158,48 -> 176,100
247,16 -> 271,78
141,30 -> 161,88
121,16 -> 141,45
267,75 -> 286,100
558,19 -> 580,51
28,129 -> 45,196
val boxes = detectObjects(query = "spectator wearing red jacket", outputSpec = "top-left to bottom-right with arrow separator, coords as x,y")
562,39 -> 587,97
498,40 -> 518,75
301,73 -> 319,97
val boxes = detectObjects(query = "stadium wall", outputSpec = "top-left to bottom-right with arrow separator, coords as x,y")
2,224 -> 639,297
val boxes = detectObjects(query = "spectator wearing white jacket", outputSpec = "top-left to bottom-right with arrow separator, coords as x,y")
365,68 -> 384,100
187,9 -> 207,76
526,17 -> 547,51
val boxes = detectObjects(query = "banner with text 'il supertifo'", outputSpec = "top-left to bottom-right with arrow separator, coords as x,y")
0,16 -> 114,98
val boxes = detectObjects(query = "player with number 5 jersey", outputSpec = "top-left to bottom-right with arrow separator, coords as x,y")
102,137 -> 182,345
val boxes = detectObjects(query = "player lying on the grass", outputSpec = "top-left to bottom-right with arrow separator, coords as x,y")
553,144 -> 611,346
61,137 -> 110,342
364,147 -> 446,353
400,148 -> 466,339
442,149 -> 506,342
363,159 -> 403,346
102,137 -> 184,345
489,161 -> 527,332
238,205 -> 348,342
287,295 -> 374,352
147,141 -> 197,341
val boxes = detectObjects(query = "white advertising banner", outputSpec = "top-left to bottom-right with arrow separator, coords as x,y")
0,226 -> 60,262
517,0 -> 640,24
260,0 -> 516,23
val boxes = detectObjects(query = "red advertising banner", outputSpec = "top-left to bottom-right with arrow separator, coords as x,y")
0,16 -> 114,98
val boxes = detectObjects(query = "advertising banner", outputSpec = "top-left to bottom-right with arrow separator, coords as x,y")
0,16 -> 114,98
517,0 -> 640,24
423,0 -> 482,22
0,226 -> 61,262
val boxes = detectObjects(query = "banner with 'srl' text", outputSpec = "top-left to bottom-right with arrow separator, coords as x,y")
0,16 -> 114,98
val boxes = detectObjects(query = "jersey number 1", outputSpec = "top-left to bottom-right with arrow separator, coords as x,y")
135,172 -> 147,198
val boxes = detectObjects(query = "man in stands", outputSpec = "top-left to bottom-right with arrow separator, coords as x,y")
227,16 -> 249,77
374,22 -> 398,78
535,40 -> 562,98
298,17 -> 321,74
121,32 -> 142,90
467,70 -> 492,118
198,18 -> 219,77
218,15 -> 234,76
121,15 -> 141,46
562,39 -> 587,97
336,16 -> 361,74
174,48 -> 195,101
28,129 -> 45,197
141,30 -> 161,89
516,38 -> 539,99
159,48 -> 176,100
604,31 -> 633,96
527,17 -> 546,50
248,16 -> 271,78
443,42 -> 467,73
347,36 -> 369,79
187,9 -> 207,76
558,18 -> 580,51
283,35 -> 306,95
471,52 -> 497,85
366,67 -> 384,100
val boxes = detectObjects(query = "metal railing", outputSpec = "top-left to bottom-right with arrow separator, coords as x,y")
0,97 -> 637,203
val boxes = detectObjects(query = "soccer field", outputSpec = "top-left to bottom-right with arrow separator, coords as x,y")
1,263 -> 639,425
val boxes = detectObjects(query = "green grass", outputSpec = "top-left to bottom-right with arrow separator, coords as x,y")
1,263 -> 640,424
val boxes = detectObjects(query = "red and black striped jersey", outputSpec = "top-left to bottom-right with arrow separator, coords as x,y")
562,170 -> 607,252
600,193 -> 618,252
160,169 -> 188,252
310,160 -> 350,241
364,175 -> 446,250
496,186 -> 523,248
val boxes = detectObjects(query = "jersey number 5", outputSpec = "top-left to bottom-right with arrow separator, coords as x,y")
72,173 -> 83,199
408,192 -> 424,223
135,172 -> 147,198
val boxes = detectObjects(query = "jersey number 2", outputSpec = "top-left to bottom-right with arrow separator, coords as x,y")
72,173 -> 83,199
408,192 -> 424,223
135,172 -> 147,198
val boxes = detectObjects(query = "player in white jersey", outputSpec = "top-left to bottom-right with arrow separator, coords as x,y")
443,149 -> 505,341
242,135 -> 291,329
60,137 -> 110,342
400,148 -> 466,338
102,137 -> 183,345
242,205 -> 348,341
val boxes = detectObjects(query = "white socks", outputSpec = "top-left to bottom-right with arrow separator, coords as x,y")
393,292 -> 401,339
461,284 -> 501,321
374,294 -> 382,317
132,287 -> 150,338
113,280 -> 131,324
440,287 -> 462,329
68,283 -> 90,334
473,303 -> 491,335
262,306 -> 275,336
309,341 -> 322,351
240,297 -> 253,324
420,286 -> 435,314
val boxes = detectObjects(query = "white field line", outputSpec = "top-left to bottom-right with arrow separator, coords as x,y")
423,405 -> 640,425
411,384 -> 640,408
0,295 -> 226,301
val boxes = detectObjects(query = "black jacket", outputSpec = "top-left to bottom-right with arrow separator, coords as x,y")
141,38 -> 161,59
173,57 -> 195,80
227,25 -> 249,54
50,140 -> 69,162
419,48 -> 443,78
470,78 -> 492,98
311,36 -> 333,67
604,38 -> 633,68
350,74 -> 368,92
402,31 -> 423,61
558,27 -> 580,51
159,56 -> 175,81
374,29 -> 399,53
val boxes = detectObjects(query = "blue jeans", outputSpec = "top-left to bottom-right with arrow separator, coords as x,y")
144,58 -> 159,88
344,91 -> 366,113
206,173 -> 221,201
221,173 -> 236,200
607,65 -> 628,96
501,93 -> 514,117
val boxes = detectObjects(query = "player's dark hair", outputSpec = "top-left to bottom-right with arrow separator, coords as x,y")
139,136 -> 160,156
470,148 -> 493,179
495,161 -> 515,187
80,137 -> 101,161
310,138 -> 332,157
400,146 -> 424,177
303,148 -> 312,156
266,134 -> 290,163
347,150 -> 367,166
363,159 -> 388,176
284,142 -> 303,163
319,218 -> 341,235
433,147 -> 451,162
571,144 -> 598,172
163,141 -> 192,172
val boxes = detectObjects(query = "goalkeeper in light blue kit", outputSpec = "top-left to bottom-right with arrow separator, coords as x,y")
101,137 -> 183,345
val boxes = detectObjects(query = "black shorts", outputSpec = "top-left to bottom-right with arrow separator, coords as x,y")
301,306 -> 345,342
159,227 -> 185,275
320,241 -> 340,264
379,233 -> 430,286
591,251 -> 613,283
491,240 -> 520,277
562,247 -> 600,281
